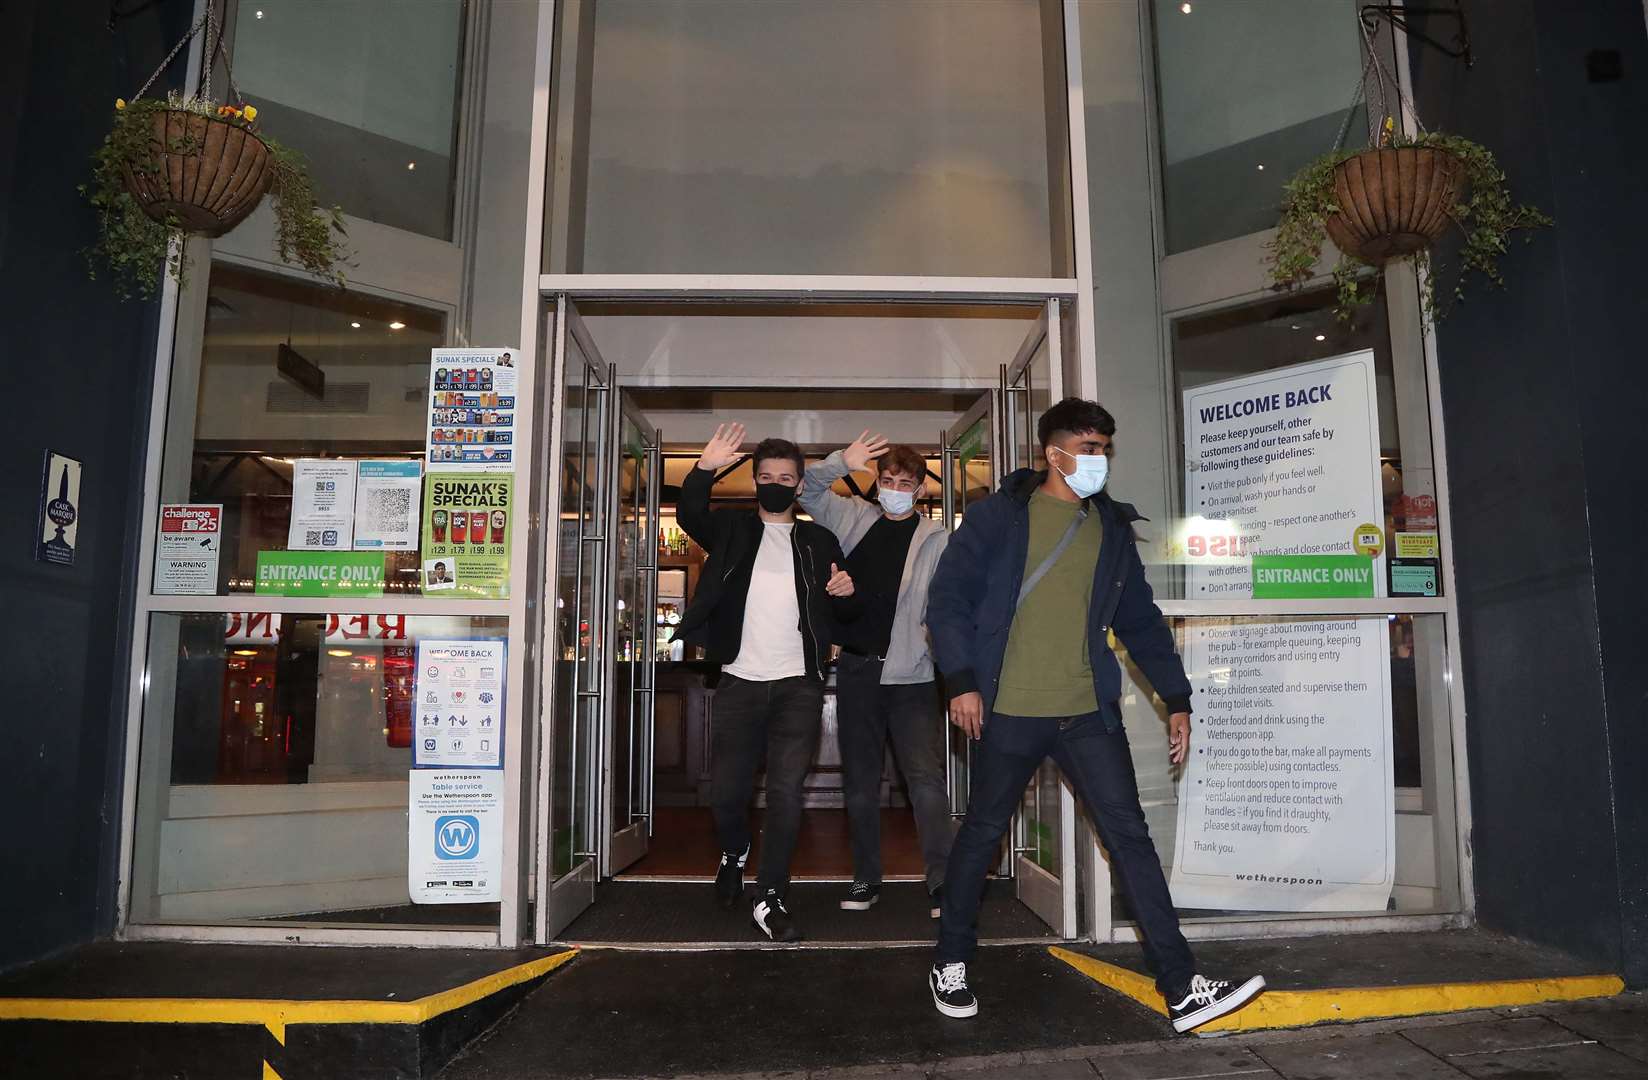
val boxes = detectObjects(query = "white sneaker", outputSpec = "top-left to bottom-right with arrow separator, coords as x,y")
929,962 -> 979,1018
1168,973 -> 1266,1033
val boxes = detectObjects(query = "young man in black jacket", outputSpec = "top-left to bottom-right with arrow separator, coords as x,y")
674,423 -> 860,942
923,398 -> 1264,1032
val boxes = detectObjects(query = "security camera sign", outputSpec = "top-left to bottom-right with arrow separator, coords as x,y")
408,769 -> 502,904
155,504 -> 223,594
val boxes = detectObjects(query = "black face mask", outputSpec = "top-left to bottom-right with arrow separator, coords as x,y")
756,483 -> 798,514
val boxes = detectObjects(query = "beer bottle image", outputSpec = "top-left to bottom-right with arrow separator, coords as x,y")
430,509 -> 449,543
450,511 -> 468,546
490,509 -> 507,544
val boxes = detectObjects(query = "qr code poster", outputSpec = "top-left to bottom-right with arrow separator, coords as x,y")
354,460 -> 423,551
422,473 -> 513,598
287,459 -> 359,551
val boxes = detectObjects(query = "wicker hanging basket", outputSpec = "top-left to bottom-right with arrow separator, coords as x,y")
1323,146 -> 1463,265
120,109 -> 273,238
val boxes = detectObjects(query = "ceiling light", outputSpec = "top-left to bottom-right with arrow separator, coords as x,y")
255,9 -> 264,18
1314,334 -> 1327,342
1180,2 -> 1192,12
407,161 -> 416,171
350,321 -> 361,329
1256,163 -> 1265,170
389,321 -> 406,330
233,649 -> 258,657
328,648 -> 353,658
1290,324 -> 1301,331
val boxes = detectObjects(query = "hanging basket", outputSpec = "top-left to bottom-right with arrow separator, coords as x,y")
1323,146 -> 1464,264
120,109 -> 273,238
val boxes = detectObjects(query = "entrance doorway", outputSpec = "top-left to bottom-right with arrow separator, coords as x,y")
533,296 -> 1081,946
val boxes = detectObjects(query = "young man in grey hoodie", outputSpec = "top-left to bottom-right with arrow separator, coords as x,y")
800,432 -> 952,916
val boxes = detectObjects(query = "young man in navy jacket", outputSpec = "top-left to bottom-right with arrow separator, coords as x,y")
924,398 -> 1264,1032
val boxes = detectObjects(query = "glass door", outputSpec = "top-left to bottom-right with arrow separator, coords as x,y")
603,393 -> 661,875
537,298 -> 613,940
1002,300 -> 1079,937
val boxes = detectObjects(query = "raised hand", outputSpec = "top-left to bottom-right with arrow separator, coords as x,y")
696,422 -> 747,472
841,430 -> 890,473
825,561 -> 855,597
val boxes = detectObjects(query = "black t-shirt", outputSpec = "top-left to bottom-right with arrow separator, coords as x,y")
839,513 -> 920,656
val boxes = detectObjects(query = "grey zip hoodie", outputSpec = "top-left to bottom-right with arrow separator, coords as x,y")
799,450 -> 948,685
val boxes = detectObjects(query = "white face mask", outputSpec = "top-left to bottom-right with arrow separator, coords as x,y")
1050,445 -> 1109,498
877,487 -> 915,517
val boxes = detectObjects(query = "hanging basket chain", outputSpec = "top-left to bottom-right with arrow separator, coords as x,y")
131,3 -> 244,106
1333,19 -> 1428,152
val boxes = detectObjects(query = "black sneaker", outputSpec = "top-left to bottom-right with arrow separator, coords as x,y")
714,845 -> 748,910
928,885 -> 943,919
929,962 -> 978,1018
752,890 -> 803,942
1167,973 -> 1266,1033
839,881 -> 879,911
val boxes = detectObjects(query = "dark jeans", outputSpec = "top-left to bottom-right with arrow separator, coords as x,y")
710,674 -> 824,896
836,655 -> 954,891
936,711 -> 1196,999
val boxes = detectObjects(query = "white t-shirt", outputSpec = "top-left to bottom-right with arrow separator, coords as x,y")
723,522 -> 808,681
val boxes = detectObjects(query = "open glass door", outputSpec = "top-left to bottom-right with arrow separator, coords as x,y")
1002,298 -> 1078,939
603,393 -> 661,875
537,298 -> 613,940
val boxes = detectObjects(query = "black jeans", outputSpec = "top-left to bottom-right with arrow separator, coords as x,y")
936,710 -> 1196,999
710,674 -> 824,896
835,655 -> 954,891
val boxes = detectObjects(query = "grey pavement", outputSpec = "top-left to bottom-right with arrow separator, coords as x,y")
649,993 -> 1648,1080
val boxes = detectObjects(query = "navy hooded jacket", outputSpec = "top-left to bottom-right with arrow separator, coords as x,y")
925,468 -> 1193,730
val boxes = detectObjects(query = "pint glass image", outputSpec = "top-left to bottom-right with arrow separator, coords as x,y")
450,511 -> 468,545
430,509 -> 449,543
490,509 -> 507,544
469,508 -> 489,544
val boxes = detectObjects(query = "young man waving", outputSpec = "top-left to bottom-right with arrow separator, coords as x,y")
924,398 -> 1264,1033
673,423 -> 860,943
800,432 -> 952,917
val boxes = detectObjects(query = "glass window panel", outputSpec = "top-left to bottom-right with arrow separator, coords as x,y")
556,0 -> 1072,276
161,263 -> 451,597
1148,288 -> 1442,602
1111,613 -> 1458,922
233,0 -> 466,239
129,611 -> 506,928
1152,0 -> 1364,253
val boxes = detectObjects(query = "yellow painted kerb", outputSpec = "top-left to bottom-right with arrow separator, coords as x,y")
1049,945 -> 1625,1033
0,948 -> 576,1028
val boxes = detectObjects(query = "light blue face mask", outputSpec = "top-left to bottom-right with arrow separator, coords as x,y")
877,486 -> 916,517
1051,445 -> 1109,498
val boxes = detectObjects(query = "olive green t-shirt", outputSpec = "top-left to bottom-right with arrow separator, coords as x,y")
994,491 -> 1103,717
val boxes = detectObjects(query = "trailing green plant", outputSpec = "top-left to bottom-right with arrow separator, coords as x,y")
1266,128 -> 1551,324
82,90 -> 347,299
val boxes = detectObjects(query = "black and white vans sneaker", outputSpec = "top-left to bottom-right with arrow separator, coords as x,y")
1167,973 -> 1266,1033
839,881 -> 879,911
752,890 -> 803,942
929,962 -> 978,1018
714,845 -> 748,910
928,885 -> 943,919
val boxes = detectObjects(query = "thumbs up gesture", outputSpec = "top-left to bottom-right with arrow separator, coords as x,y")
825,561 -> 855,597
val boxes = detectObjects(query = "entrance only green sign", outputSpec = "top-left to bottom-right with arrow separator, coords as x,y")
255,550 -> 386,596
1250,554 -> 1375,599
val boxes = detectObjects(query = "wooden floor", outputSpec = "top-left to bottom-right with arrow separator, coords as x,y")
622,806 -> 930,880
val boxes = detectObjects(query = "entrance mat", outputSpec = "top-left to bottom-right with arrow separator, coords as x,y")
560,880 -> 1054,944
439,944 -> 1171,1079
0,941 -> 576,1079
1053,928 -> 1625,1035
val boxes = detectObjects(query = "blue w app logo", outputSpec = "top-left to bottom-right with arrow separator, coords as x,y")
435,815 -> 481,860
